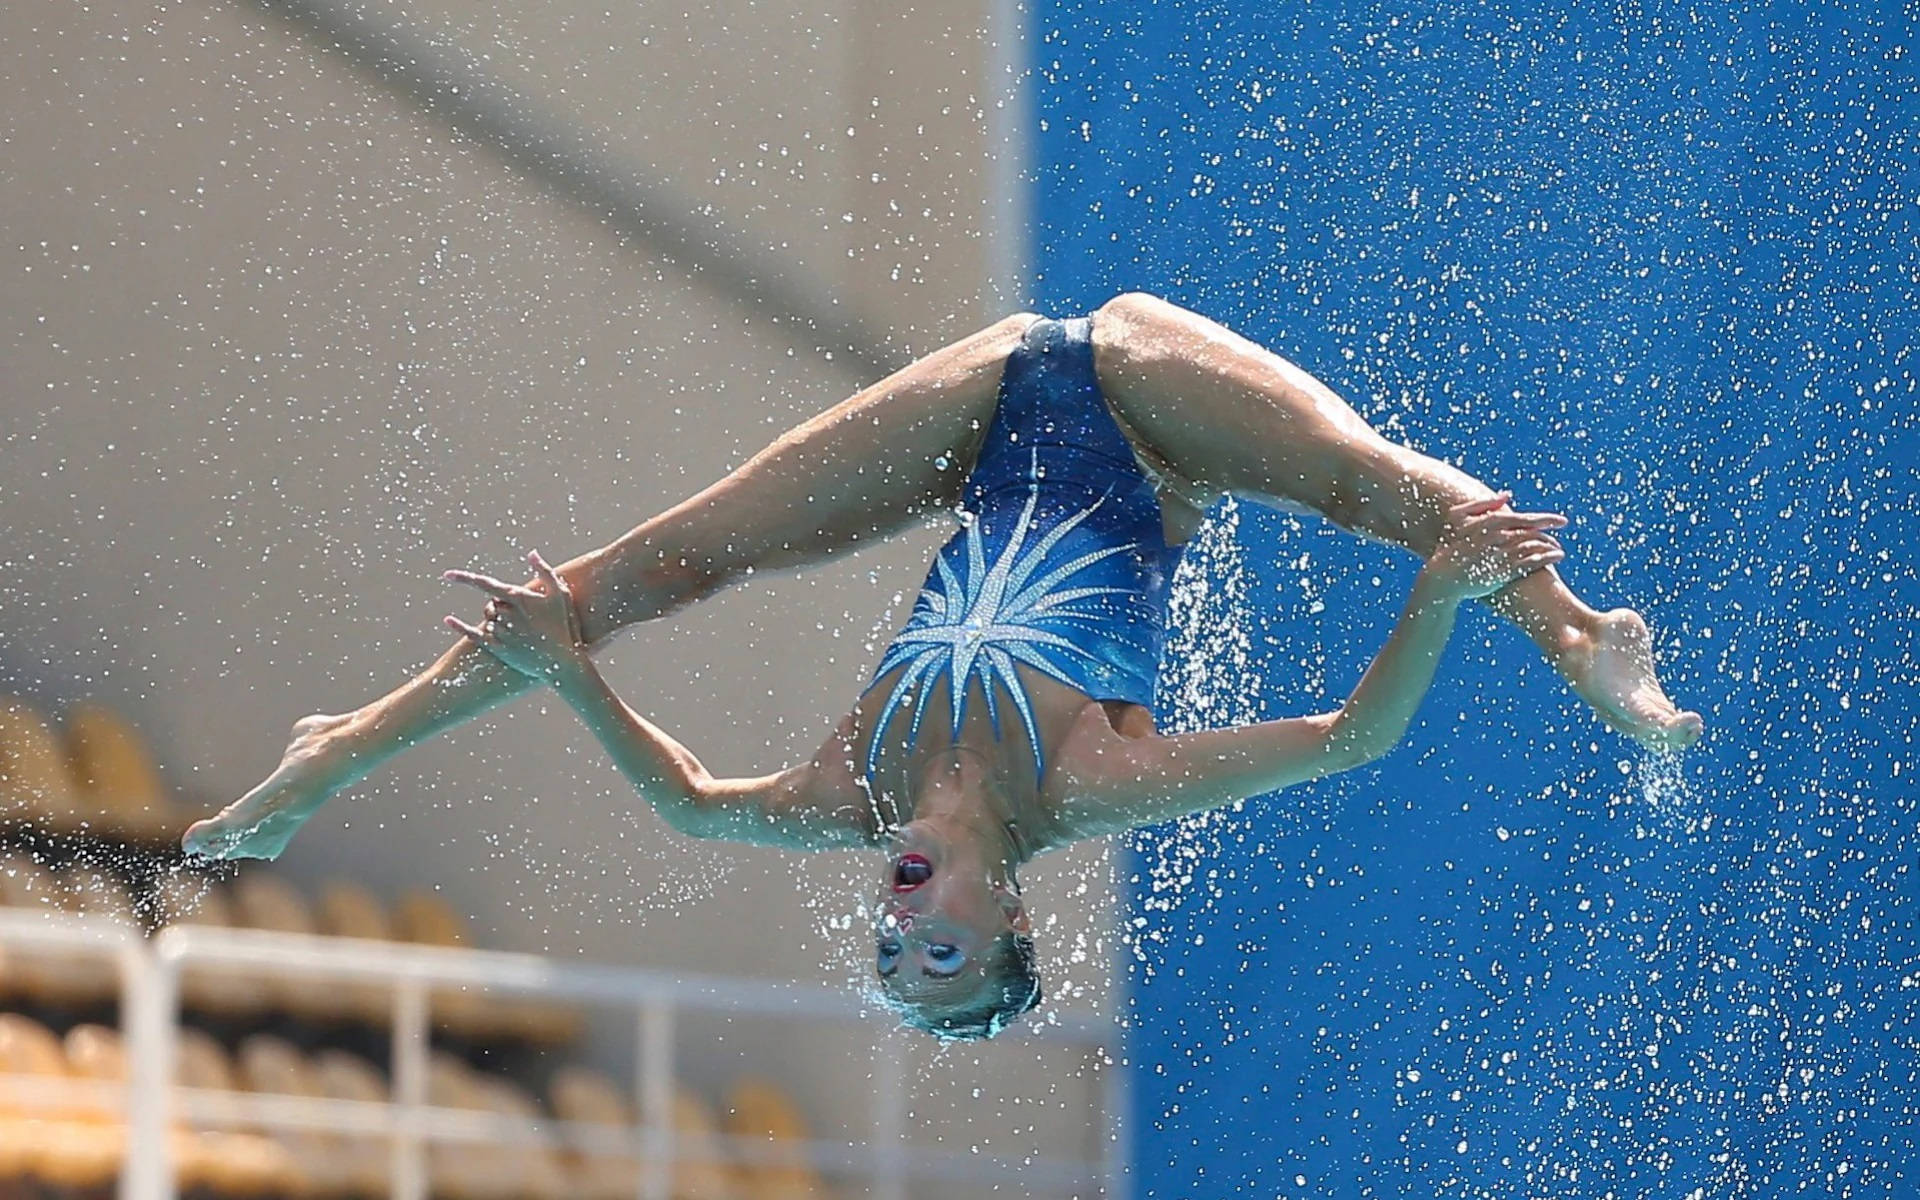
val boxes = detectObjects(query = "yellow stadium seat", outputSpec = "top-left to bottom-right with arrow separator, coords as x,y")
0,1115 -> 34,1177
474,1073 -> 570,1200
472,992 -> 585,1048
233,874 -> 359,1023
231,873 -> 317,936
549,1066 -> 641,1200
317,880 -> 393,941
64,701 -> 178,841
316,880 -> 397,1024
0,1016 -> 123,1190
0,1013 -> 68,1117
28,1118 -> 125,1190
188,1129 -> 301,1197
550,1065 -> 631,1126
726,1077 -> 811,1141
425,1050 -> 484,1110
166,1031 -> 304,1196
0,697 -> 83,833
670,1088 -> 744,1200
310,1048 -> 386,1103
394,890 -> 493,1038
547,1069 -> 748,1200
235,1034 -> 319,1097
425,1052 -> 510,1200
175,1027 -> 239,1092
233,1034 -> 355,1197
61,1023 -> 127,1122
725,1077 -> 828,1199
393,890 -> 467,946
311,1048 -> 391,1196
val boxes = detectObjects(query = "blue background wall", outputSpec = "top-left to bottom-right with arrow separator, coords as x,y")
1027,2 -> 1918,1195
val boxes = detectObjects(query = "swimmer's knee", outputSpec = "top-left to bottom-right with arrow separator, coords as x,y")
1090,292 -> 1193,370
1096,289 -> 1168,311
1093,291 -> 1186,332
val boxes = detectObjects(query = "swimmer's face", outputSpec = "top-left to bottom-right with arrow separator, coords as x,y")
872,828 -> 1028,1008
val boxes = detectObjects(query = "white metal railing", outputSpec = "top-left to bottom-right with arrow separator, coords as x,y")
0,908 -> 1128,1200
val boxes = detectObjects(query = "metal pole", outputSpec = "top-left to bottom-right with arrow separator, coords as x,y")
390,980 -> 431,1200
0,917 -> 1119,1196
870,1036 -> 906,1200
637,998 -> 674,1200
119,942 -> 176,1200
1101,1036 -> 1132,1200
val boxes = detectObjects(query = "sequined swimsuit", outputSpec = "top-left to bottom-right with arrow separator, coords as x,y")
860,316 -> 1182,784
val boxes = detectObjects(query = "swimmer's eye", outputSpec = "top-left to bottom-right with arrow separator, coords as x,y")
924,943 -> 966,976
877,939 -> 902,976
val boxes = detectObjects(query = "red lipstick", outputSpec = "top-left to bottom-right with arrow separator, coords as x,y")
892,853 -> 933,891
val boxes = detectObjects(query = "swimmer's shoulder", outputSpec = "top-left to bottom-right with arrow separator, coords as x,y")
1030,698 -> 1158,849
791,710 -> 886,847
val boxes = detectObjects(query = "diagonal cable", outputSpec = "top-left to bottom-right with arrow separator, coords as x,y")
239,0 -> 899,377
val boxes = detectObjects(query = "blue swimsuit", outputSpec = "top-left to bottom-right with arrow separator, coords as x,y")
861,316 -> 1182,784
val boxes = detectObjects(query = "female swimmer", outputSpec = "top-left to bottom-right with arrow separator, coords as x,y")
184,293 -> 1701,1038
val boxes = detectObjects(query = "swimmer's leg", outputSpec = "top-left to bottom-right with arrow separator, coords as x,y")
183,313 -> 1039,859
1088,292 -> 1702,749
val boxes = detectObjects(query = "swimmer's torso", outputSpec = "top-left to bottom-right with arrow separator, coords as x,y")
821,316 -> 1183,836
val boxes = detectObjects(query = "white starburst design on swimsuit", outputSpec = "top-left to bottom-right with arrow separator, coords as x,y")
864,483 -> 1142,783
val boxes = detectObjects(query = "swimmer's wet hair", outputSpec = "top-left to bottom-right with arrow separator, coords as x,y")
886,931 -> 1042,1041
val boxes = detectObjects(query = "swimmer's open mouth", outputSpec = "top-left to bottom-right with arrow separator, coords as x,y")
893,853 -> 932,891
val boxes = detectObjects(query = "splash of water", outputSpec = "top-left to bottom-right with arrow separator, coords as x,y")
1132,499 -> 1270,964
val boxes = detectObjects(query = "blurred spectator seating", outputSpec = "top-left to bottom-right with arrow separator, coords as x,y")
0,853 -> 135,1009
392,888 -> 581,1047
316,880 -> 398,1025
548,1063 -> 763,1200
64,701 -> 180,842
150,871 -> 272,1020
726,1077 -> 834,1199
0,697 -> 84,835
0,696 -> 180,842
427,1049 -> 569,1200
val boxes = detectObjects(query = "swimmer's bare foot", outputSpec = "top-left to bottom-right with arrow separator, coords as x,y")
182,712 -> 370,860
1556,608 -> 1704,749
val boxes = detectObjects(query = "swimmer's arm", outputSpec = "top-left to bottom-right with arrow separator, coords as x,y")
1052,572 -> 1466,837
549,660 -> 878,851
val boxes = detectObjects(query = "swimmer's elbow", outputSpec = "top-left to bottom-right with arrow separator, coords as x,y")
1320,707 -> 1402,772
666,765 -> 852,848
640,769 -> 726,839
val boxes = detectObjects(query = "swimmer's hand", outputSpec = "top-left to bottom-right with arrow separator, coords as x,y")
442,551 -> 586,680
1420,492 -> 1567,602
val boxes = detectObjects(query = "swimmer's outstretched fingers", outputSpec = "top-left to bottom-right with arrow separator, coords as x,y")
443,552 -> 588,680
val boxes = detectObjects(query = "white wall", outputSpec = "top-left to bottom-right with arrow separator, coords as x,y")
1,0 -> 1121,1180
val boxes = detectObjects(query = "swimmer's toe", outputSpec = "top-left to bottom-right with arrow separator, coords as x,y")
182,814 -> 279,861
1664,710 -> 1705,749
